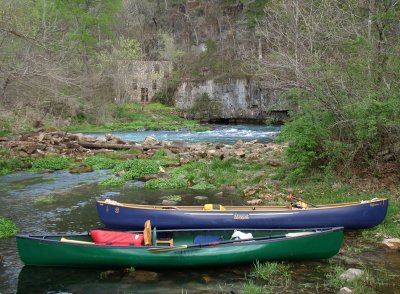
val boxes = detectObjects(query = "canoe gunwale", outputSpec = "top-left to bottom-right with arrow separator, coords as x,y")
16,227 -> 344,249
96,198 -> 387,212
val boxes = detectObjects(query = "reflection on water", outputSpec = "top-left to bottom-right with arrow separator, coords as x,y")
0,170 -> 244,293
17,266 -> 249,294
0,170 -> 398,293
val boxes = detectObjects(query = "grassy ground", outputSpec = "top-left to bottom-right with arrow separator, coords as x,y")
65,102 -> 209,132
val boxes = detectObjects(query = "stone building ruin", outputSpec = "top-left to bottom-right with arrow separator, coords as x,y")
114,61 -> 172,103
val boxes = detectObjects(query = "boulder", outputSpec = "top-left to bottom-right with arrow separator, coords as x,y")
143,136 -> 159,145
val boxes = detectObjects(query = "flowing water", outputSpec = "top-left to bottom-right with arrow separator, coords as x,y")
85,124 -> 281,144
0,126 -> 398,293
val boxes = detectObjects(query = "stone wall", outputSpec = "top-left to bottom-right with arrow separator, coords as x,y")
114,61 -> 172,103
175,79 -> 288,122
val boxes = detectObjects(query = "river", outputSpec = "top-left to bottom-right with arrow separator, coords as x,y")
85,124 -> 281,144
0,126 -> 398,293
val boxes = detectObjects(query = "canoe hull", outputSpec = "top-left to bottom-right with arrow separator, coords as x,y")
96,198 -> 388,230
16,228 -> 343,268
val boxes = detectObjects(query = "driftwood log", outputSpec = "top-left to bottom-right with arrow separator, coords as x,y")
77,141 -> 163,151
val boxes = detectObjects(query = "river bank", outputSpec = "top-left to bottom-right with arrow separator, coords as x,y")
0,168 -> 399,293
0,129 -> 399,293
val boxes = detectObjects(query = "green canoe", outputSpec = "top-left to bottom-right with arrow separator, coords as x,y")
16,227 -> 343,268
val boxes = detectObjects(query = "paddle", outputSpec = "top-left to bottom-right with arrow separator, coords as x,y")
289,194 -> 318,208
147,233 -> 309,253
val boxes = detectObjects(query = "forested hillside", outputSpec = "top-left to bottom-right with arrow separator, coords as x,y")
1,0 -> 399,179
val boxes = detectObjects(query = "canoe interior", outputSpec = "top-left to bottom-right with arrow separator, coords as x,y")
24,227 -> 338,247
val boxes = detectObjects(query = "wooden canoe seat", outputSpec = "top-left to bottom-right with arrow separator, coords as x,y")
153,226 -> 174,246
144,220 -> 152,246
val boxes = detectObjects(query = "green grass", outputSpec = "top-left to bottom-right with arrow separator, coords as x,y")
280,180 -> 400,243
0,147 -> 25,175
249,261 -> 291,286
65,102 -> 209,132
325,264 -> 390,293
169,159 -> 270,195
97,158 -> 168,187
242,281 -> 269,294
0,218 -> 18,239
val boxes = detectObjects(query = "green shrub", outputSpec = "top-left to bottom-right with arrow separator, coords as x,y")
0,218 -> 18,239
31,156 -> 71,171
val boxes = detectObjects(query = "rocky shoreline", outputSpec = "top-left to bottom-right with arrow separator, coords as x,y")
0,130 -> 286,164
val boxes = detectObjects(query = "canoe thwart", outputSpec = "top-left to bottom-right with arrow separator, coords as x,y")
60,237 -> 94,245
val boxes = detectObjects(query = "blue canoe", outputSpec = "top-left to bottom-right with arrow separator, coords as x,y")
96,198 -> 388,230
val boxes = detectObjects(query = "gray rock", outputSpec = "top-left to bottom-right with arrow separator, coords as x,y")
340,268 -> 364,281
247,199 -> 263,206
381,238 -> 400,250
194,196 -> 208,201
162,200 -> 177,206
215,192 -> 224,197
234,139 -> 244,147
338,287 -> 353,294
221,185 -> 236,193
143,136 -> 159,145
